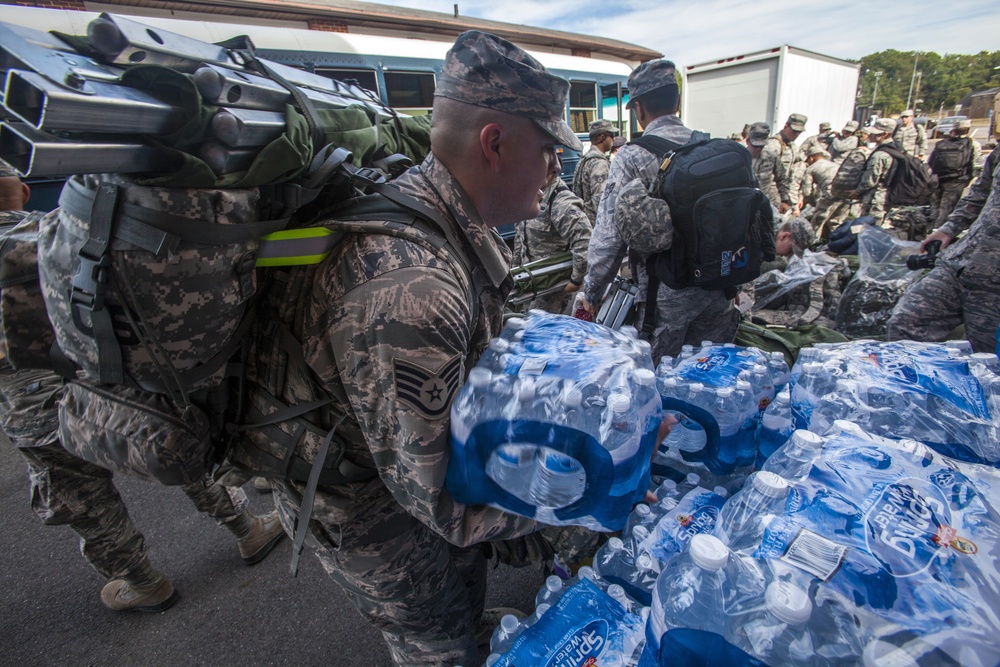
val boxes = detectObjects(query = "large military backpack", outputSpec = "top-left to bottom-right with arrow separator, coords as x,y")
631,132 -> 775,295
928,137 -> 974,182
829,146 -> 871,199
876,144 -> 937,208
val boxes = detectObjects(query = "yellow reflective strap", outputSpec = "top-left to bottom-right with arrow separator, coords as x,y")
261,227 -> 334,241
256,253 -> 330,267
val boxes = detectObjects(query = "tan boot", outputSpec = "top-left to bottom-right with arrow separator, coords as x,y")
236,510 -> 287,564
101,560 -> 178,612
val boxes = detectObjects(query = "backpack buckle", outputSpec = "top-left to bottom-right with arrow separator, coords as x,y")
70,251 -> 112,313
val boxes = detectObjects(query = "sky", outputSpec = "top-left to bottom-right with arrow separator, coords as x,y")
368,0 -> 1000,67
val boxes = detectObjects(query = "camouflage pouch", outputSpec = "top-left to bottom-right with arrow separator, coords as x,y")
37,174 -> 287,396
58,378 -> 213,485
0,211 -> 57,369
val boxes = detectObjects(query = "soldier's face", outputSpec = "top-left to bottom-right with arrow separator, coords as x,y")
776,230 -> 794,257
901,116 -> 912,126
503,122 -> 561,223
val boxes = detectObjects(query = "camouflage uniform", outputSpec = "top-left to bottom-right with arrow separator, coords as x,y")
757,135 -> 792,211
571,145 -> 612,225
800,156 -> 839,223
513,177 -> 592,313
893,122 -> 928,158
888,148 -> 1000,353
798,131 -> 832,161
830,135 -> 860,163
816,144 -> 873,238
583,112 -> 738,362
267,32 -> 577,666
857,142 -> 898,223
929,136 -> 981,228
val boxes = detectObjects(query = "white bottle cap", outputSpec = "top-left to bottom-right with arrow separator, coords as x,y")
608,393 -> 631,414
686,472 -> 700,485
764,581 -> 812,625
751,471 -> 789,498
682,345 -> 695,354
468,367 -> 492,388
689,382 -> 704,394
753,364 -> 767,374
577,565 -> 597,581
971,352 -> 999,365
735,380 -> 751,392
636,340 -> 652,357
506,317 -> 526,330
607,537 -> 624,552
633,525 -> 651,540
489,338 -> 509,353
802,362 -> 822,373
500,614 -> 520,632
636,552 -> 654,570
701,340 -> 714,348
562,386 -> 583,408
545,575 -> 563,592
774,391 -> 790,405
634,368 -> 656,386
535,603 -> 551,617
771,351 -> 786,361
723,342 -> 737,348
607,583 -> 627,601
689,534 -> 729,571
713,486 -> 728,498
790,430 -> 824,450
717,387 -> 733,398
659,497 -> 678,511
634,503 -> 651,517
527,308 -> 547,318
661,376 -> 678,390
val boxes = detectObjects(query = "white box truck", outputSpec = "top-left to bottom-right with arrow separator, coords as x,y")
681,45 -> 860,141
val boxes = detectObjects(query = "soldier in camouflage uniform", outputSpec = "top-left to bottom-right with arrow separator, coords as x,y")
854,117 -> 899,223
572,119 -> 618,225
513,171 -> 592,313
798,122 -> 834,159
580,60 -> 739,361
815,127 -> 872,239
266,32 -> 584,666
928,119 -> 982,228
759,114 -> 807,214
887,147 -> 1000,353
830,121 -> 860,163
893,109 -> 927,159
0,163 -> 284,613
747,122 -> 771,197
799,146 -> 839,227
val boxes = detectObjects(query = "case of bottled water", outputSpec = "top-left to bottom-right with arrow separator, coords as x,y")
787,340 -> 1000,465
447,311 -> 661,531
653,342 -> 780,489
636,486 -> 727,573
490,577 -> 647,667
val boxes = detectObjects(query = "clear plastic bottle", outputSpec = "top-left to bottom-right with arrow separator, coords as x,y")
762,430 -> 824,482
654,478 -> 679,501
534,574 -> 565,609
713,387 -> 744,468
676,382 -> 708,454
730,580 -> 815,665
757,390 -> 793,468
451,367 -> 493,444
593,536 -> 627,581
528,448 -> 586,513
603,394 -> 639,463
715,471 -> 789,550
485,444 -> 536,503
769,351 -> 791,392
489,612 -> 525,655
648,497 -> 679,524
624,502 -> 656,537
649,534 -> 731,633
791,362 -> 829,430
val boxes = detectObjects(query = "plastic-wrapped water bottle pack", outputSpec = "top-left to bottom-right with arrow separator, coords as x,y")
638,420 -> 1000,667
787,339 -> 1000,465
446,311 -> 661,531
653,341 -> 789,489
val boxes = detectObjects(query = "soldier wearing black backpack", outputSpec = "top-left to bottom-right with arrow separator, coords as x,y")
928,119 -> 981,227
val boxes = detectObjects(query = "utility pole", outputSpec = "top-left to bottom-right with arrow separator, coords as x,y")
872,70 -> 883,110
906,53 -> 920,110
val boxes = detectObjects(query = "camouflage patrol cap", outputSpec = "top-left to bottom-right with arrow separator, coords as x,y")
435,30 -> 582,151
589,119 -> 620,136
0,159 -> 19,178
869,118 -> 897,135
789,217 -> 816,252
747,122 -> 770,147
900,109 -> 914,117
843,120 -> 859,133
625,60 -> 678,109
819,122 -> 832,131
807,145 -> 830,158
612,135 -> 627,150
786,113 -> 808,132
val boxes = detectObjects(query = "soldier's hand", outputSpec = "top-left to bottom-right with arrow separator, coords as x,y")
645,413 -> 678,503
562,280 -> 581,294
779,202 -> 790,214
921,230 -> 953,252
579,294 -> 597,315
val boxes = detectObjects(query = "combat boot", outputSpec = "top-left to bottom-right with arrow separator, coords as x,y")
101,559 -> 178,612
231,509 -> 287,564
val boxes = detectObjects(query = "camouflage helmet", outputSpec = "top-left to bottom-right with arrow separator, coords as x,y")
435,30 -> 582,151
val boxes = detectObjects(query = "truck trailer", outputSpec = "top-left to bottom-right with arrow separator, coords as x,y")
681,45 -> 860,142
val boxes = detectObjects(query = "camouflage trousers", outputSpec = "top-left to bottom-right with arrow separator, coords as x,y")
887,260 -> 1000,353
814,199 -> 862,242
930,180 -> 971,228
1,365 -> 249,579
861,187 -> 889,224
273,481 -> 487,667
641,284 -> 739,362
526,289 -> 574,315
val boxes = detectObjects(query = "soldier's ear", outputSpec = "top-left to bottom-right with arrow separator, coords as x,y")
20,183 -> 30,207
479,122 -> 504,173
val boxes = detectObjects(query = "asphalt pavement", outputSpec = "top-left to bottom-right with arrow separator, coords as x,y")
0,435 -> 545,667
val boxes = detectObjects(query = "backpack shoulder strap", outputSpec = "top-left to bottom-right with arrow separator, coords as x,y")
629,134 -> 684,156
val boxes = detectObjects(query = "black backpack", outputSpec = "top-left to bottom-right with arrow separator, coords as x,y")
928,137 -> 973,182
631,132 -> 775,297
876,144 -> 937,208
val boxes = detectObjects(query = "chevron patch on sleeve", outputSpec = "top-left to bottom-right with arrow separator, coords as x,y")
393,354 -> 464,420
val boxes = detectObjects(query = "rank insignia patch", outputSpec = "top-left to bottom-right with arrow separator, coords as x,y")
393,354 -> 463,419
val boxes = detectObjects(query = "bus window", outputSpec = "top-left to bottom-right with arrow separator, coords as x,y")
384,71 -> 436,115
569,81 -> 597,133
314,68 -> 380,96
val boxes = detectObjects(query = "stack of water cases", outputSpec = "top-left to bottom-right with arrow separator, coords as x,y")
638,420 -> 1000,667
446,311 -> 661,531
654,342 -> 789,492
785,340 -> 1000,465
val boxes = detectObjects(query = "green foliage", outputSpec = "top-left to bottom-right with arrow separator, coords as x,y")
856,50 -> 1000,116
